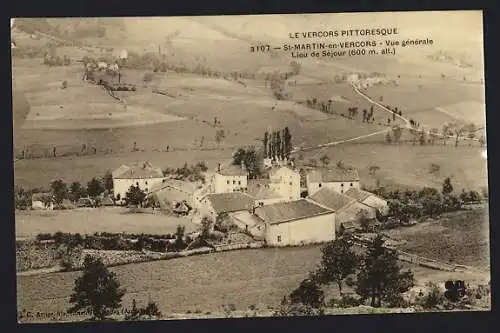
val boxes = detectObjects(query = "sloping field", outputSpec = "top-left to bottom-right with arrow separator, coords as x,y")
297,143 -> 488,191
17,243 -> 488,322
383,208 -> 490,269
363,79 -> 485,129
15,207 -> 198,239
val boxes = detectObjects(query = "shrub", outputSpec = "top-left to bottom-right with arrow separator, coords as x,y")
336,294 -> 362,308
420,282 -> 445,310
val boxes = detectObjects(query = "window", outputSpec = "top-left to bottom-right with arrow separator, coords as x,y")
341,183 -> 344,187
350,183 -> 353,187
319,183 -> 322,188
227,180 -> 230,185
277,235 -> 281,242
145,181 -> 148,185
233,180 -> 236,185
238,181 -> 241,185
136,182 -> 139,186
289,182 -> 293,186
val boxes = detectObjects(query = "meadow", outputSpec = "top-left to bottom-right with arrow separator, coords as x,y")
15,207 -> 198,239
17,226 -> 489,321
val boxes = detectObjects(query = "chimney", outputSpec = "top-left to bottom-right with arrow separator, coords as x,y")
217,163 -> 221,172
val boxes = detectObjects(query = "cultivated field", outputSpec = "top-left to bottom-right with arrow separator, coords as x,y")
15,207 -> 198,239
17,239 -> 489,321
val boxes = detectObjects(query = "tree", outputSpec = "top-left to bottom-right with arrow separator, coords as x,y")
231,146 -> 262,179
320,154 -> 330,167
289,278 -> 324,308
69,181 -> 84,203
124,185 -> 147,207
276,131 -> 282,160
68,255 -> 126,320
61,80 -> 68,89
368,165 -> 380,176
442,177 -> 454,195
385,132 -> 392,143
87,178 -> 104,199
355,235 -> 415,307
447,122 -> 476,147
263,131 -> 269,158
50,179 -> 68,205
143,72 -> 153,83
103,171 -> 113,193
479,135 -> 486,147
392,125 -> 403,143
316,236 -> 358,296
215,129 -> 225,146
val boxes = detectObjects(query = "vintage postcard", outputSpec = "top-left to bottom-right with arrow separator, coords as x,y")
12,11 -> 489,323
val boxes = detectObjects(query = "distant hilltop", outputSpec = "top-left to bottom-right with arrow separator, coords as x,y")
426,50 -> 474,69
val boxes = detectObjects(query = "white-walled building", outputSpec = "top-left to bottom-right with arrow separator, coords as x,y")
269,166 -> 301,201
254,199 -> 336,246
309,187 -> 376,234
112,161 -> 164,202
31,193 -> 54,210
210,164 -> 248,194
345,187 -> 389,215
247,179 -> 284,206
306,167 -> 360,196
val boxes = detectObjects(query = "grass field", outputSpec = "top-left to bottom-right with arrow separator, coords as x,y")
15,207 -> 198,239
17,237 -> 489,321
383,207 -> 490,269
297,143 -> 488,191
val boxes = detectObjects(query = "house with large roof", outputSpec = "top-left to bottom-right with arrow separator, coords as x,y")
210,163 -> 248,194
254,199 -> 336,246
201,192 -> 254,218
344,187 -> 389,215
306,167 -> 360,196
309,187 -> 376,234
112,161 -> 164,203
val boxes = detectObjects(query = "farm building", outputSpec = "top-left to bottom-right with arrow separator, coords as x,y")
31,193 -> 54,210
210,163 -> 248,194
309,187 -> 376,234
247,179 -> 284,206
112,161 -> 165,203
306,167 -> 360,196
147,180 -> 195,210
201,192 -> 254,219
268,166 -> 301,201
344,188 -> 389,215
229,210 -> 266,240
254,199 -> 336,246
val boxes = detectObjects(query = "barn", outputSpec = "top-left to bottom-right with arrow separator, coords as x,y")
254,199 -> 336,246
344,188 -> 389,215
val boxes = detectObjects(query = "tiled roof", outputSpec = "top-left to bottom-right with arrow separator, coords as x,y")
247,179 -> 282,200
205,192 -> 254,214
254,199 -> 333,225
307,167 -> 360,183
309,187 -> 357,211
217,164 -> 247,176
230,211 -> 264,228
344,188 -> 373,202
112,165 -> 130,178
269,165 -> 298,177
113,161 -> 163,179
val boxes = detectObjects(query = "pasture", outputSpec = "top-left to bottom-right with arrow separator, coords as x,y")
383,207 -> 490,269
296,142 -> 488,191
17,240 -> 489,322
15,207 -> 198,239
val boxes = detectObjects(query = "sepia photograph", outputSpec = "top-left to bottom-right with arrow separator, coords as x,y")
11,11 -> 490,323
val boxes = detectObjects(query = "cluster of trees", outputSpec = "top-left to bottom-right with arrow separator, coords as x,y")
369,177 -> 483,226
162,161 -> 208,183
305,98 -> 334,113
232,146 -> 262,179
43,54 -> 71,66
263,127 -> 293,161
283,235 -> 415,310
67,255 -> 161,321
38,229 -> 189,253
14,172 -> 113,210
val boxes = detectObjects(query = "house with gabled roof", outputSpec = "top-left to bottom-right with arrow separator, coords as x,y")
306,167 -> 360,196
309,187 -> 376,234
201,192 -> 254,218
268,166 -> 301,201
254,199 -> 336,246
210,163 -> 248,194
344,187 -> 389,215
247,179 -> 284,206
112,161 -> 164,203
